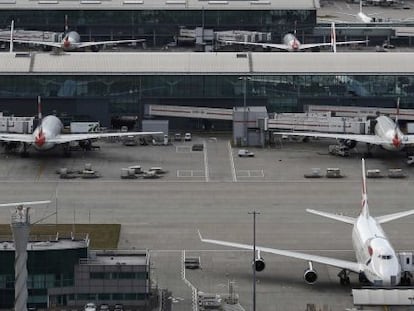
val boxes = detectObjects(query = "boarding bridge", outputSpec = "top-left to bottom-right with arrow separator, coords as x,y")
0,29 -> 61,43
268,112 -> 368,134
215,30 -> 271,43
307,105 -> 414,121
146,104 -> 233,120
352,252 -> 414,306
0,113 -> 34,133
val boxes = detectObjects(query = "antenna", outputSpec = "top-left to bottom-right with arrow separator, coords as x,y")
330,22 -> 337,53
360,0 -> 362,13
64,14 -> 69,33
9,20 -> 14,53
395,97 -> 400,126
294,20 -> 297,36
37,96 -> 43,121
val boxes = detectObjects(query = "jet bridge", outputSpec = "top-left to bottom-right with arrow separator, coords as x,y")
352,252 -> 414,306
146,104 -> 233,120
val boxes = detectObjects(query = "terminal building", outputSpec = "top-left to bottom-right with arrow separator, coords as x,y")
0,0 -> 317,46
0,52 -> 412,129
0,234 -> 153,309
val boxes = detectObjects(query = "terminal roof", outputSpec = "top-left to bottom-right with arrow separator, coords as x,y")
1,52 -> 413,75
0,0 -> 318,10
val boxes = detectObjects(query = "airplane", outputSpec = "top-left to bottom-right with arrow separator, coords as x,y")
273,99 -> 414,154
199,159 -> 414,287
0,96 -> 162,156
2,18 -> 145,52
218,22 -> 367,52
341,0 -> 385,23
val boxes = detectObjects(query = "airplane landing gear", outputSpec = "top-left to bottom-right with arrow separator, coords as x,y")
400,271 -> 412,286
63,144 -> 71,157
338,269 -> 350,286
20,143 -> 29,157
359,272 -> 369,285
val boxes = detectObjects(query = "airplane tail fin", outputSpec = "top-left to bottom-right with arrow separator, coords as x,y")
330,22 -> 337,53
9,20 -> 14,53
360,158 -> 370,218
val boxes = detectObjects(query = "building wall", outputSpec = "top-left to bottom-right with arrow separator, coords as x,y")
0,247 -> 88,309
0,74 -> 412,128
0,9 -> 316,46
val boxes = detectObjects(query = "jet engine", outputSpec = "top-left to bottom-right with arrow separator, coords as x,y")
253,257 -> 266,272
90,44 -> 101,52
303,262 -> 318,284
340,139 -> 357,149
79,139 -> 92,150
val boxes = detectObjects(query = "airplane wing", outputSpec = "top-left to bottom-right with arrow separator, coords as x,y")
376,209 -> 414,224
198,230 -> 362,273
306,208 -> 355,224
78,39 -> 145,48
0,38 -> 62,48
0,133 -> 35,143
334,40 -> 368,46
274,131 -> 389,145
298,43 -> 333,50
219,40 -> 289,51
47,131 -> 163,144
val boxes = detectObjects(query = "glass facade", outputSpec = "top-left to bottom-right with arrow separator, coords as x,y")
0,9 -> 316,45
0,74 -> 413,126
0,247 -> 87,309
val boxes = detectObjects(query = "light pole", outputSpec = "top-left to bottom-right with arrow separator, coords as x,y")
248,210 -> 260,311
239,76 -> 251,147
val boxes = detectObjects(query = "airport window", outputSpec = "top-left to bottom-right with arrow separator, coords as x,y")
98,293 -> 111,300
90,272 -> 107,279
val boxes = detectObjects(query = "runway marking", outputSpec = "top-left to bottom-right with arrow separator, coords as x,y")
177,170 -> 205,178
0,179 -> 409,184
237,170 -> 264,178
181,250 -> 198,311
203,141 -> 209,182
228,141 -> 237,182
176,146 -> 192,153
150,249 -> 355,253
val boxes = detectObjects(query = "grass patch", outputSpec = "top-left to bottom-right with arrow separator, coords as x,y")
0,224 -> 120,249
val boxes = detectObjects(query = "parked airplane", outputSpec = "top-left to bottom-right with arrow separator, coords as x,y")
199,159 -> 414,286
274,99 -> 414,153
219,22 -> 367,52
0,97 -> 162,155
3,19 -> 144,52
342,0 -> 384,23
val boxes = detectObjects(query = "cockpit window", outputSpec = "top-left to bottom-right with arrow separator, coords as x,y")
379,255 -> 392,260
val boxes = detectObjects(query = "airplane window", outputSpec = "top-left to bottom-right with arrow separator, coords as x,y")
381,255 -> 392,260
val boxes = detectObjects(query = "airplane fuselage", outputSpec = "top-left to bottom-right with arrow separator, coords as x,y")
283,33 -> 301,51
61,31 -> 81,51
374,115 -> 404,151
32,115 -> 63,150
358,12 -> 374,23
352,214 -> 401,286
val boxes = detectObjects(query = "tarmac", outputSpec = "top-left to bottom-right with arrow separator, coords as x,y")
0,135 -> 414,310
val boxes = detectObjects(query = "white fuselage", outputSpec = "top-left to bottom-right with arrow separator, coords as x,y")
374,115 -> 404,151
357,12 -> 374,23
32,115 -> 63,150
283,33 -> 301,51
352,214 -> 401,286
61,31 -> 81,51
